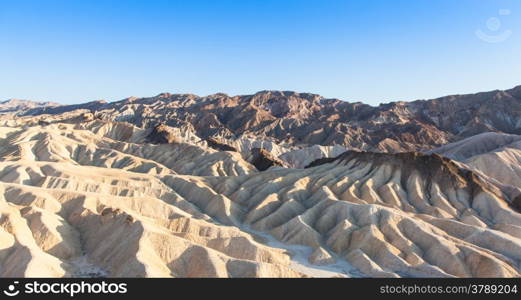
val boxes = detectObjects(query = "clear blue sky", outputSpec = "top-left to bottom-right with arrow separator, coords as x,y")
1,0 -> 520,105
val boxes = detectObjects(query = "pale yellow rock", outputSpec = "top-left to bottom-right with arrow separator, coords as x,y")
0,119 -> 520,278
308,247 -> 335,265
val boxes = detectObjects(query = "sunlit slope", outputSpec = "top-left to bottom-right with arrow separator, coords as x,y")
0,122 -> 520,277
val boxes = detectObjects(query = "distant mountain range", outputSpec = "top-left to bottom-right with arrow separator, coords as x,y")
0,99 -> 59,114
7,85 -> 521,153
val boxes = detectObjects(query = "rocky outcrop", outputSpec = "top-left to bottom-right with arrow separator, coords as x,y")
308,150 -> 496,198
206,137 -> 237,152
38,119 -> 51,126
513,195 -> 521,212
305,157 -> 338,168
250,148 -> 286,171
145,124 -> 178,144
279,145 -> 347,168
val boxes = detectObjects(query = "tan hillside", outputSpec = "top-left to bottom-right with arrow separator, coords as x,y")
1,115 -> 520,277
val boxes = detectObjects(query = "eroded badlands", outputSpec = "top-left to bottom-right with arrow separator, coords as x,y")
1,116 -> 520,277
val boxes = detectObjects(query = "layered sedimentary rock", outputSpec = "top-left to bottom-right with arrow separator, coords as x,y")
145,124 -> 179,144
14,85 -> 521,153
250,148 -> 287,171
431,132 -> 521,191
0,117 -> 520,278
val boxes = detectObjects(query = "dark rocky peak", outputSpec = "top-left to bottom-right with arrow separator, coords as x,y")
513,195 -> 521,212
206,137 -> 237,152
307,150 -> 495,197
145,123 -> 178,144
250,148 -> 287,171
